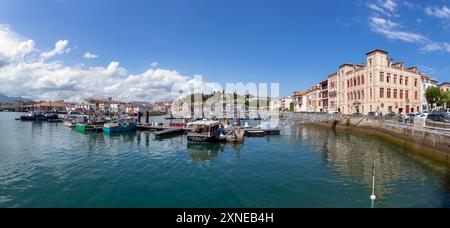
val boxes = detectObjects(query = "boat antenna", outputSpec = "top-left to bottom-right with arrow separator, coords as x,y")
370,160 -> 377,208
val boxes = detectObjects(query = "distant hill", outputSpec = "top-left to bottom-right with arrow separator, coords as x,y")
0,93 -> 28,103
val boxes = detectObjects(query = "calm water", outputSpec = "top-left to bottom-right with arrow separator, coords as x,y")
0,112 -> 449,208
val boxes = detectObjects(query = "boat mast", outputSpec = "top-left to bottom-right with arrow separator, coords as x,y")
370,160 -> 377,208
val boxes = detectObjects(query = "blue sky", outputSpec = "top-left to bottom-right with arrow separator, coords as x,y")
0,0 -> 449,101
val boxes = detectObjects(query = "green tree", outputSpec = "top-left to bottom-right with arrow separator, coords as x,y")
425,87 -> 442,108
289,102 -> 294,112
442,91 -> 450,109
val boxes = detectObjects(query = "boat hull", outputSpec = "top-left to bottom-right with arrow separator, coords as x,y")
103,125 -> 137,133
76,124 -> 103,133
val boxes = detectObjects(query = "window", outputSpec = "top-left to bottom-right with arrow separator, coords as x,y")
370,89 -> 373,99
361,90 -> 365,99
394,89 -> 398,99
415,91 -> 418,100
347,80 -> 350,88
394,75 -> 397,84
380,72 -> 384,82
380,88 -> 384,98
400,76 -> 403,85
387,73 -> 391,83
361,75 -> 365,85
357,76 -> 360,85
370,73 -> 373,83
400,90 -> 403,99
387,88 -> 391,98
351,93 -> 353,100
405,90 -> 409,100
353,78 -> 357,86
405,77 -> 409,86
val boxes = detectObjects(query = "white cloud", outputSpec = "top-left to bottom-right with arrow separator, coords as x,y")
0,24 -> 35,65
0,24 -> 219,102
150,62 -> 159,68
369,17 -> 427,43
425,6 -> 450,19
421,42 -> 450,53
40,40 -> 70,60
381,0 -> 397,12
367,0 -> 398,16
83,52 -> 98,59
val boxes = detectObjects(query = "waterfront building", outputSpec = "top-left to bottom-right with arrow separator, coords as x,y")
33,100 -> 67,112
336,49 -> 423,115
280,97 -> 293,111
83,98 -> 125,113
319,80 -> 328,112
306,84 -> 321,112
421,75 -> 439,111
293,91 -> 307,113
439,82 -> 450,92
327,73 -> 338,113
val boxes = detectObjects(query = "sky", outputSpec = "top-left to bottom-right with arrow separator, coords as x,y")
0,0 -> 449,102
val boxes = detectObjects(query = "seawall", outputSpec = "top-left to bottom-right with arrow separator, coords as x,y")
308,116 -> 450,166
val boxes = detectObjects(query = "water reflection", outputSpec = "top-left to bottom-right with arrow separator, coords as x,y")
290,125 -> 449,202
187,142 -> 225,164
186,142 -> 247,164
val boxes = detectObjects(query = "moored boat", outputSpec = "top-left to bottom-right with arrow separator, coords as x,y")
20,112 -> 59,121
103,121 -> 137,133
187,120 -> 223,142
64,120 -> 77,128
75,123 -> 103,133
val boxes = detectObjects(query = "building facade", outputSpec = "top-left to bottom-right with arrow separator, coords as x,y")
306,85 -> 321,112
327,73 -> 338,113
421,76 -> 438,111
293,50 -> 438,116
337,50 -> 422,115
439,82 -> 450,92
293,91 -> 307,112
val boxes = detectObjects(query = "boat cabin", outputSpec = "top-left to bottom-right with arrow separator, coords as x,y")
187,121 -> 221,142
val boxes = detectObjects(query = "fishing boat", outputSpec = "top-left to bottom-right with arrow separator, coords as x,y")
64,120 -> 77,128
20,112 -> 59,121
245,130 -> 266,137
75,123 -> 103,133
187,120 -> 223,142
103,121 -> 137,133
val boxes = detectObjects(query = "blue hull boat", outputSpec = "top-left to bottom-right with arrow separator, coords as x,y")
103,123 -> 137,133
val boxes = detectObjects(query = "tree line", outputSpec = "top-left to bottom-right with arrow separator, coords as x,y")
425,87 -> 450,110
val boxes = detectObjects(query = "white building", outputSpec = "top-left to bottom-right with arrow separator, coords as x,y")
421,75 -> 439,111
292,91 -> 307,112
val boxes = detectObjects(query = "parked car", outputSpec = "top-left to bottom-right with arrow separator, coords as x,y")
427,113 -> 450,123
368,112 -> 377,116
417,113 -> 429,119
406,113 -> 421,124
385,111 -> 396,117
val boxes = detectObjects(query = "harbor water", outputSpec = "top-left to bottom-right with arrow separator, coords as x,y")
0,112 -> 449,208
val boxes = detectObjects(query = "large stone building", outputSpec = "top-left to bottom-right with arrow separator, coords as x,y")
296,49 -> 428,115
336,49 -> 423,115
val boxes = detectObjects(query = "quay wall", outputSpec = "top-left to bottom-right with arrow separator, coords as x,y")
308,116 -> 450,165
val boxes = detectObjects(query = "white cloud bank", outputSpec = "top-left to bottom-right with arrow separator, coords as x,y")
369,16 -> 427,43
0,24 -> 219,102
425,6 -> 450,19
365,0 -> 450,53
